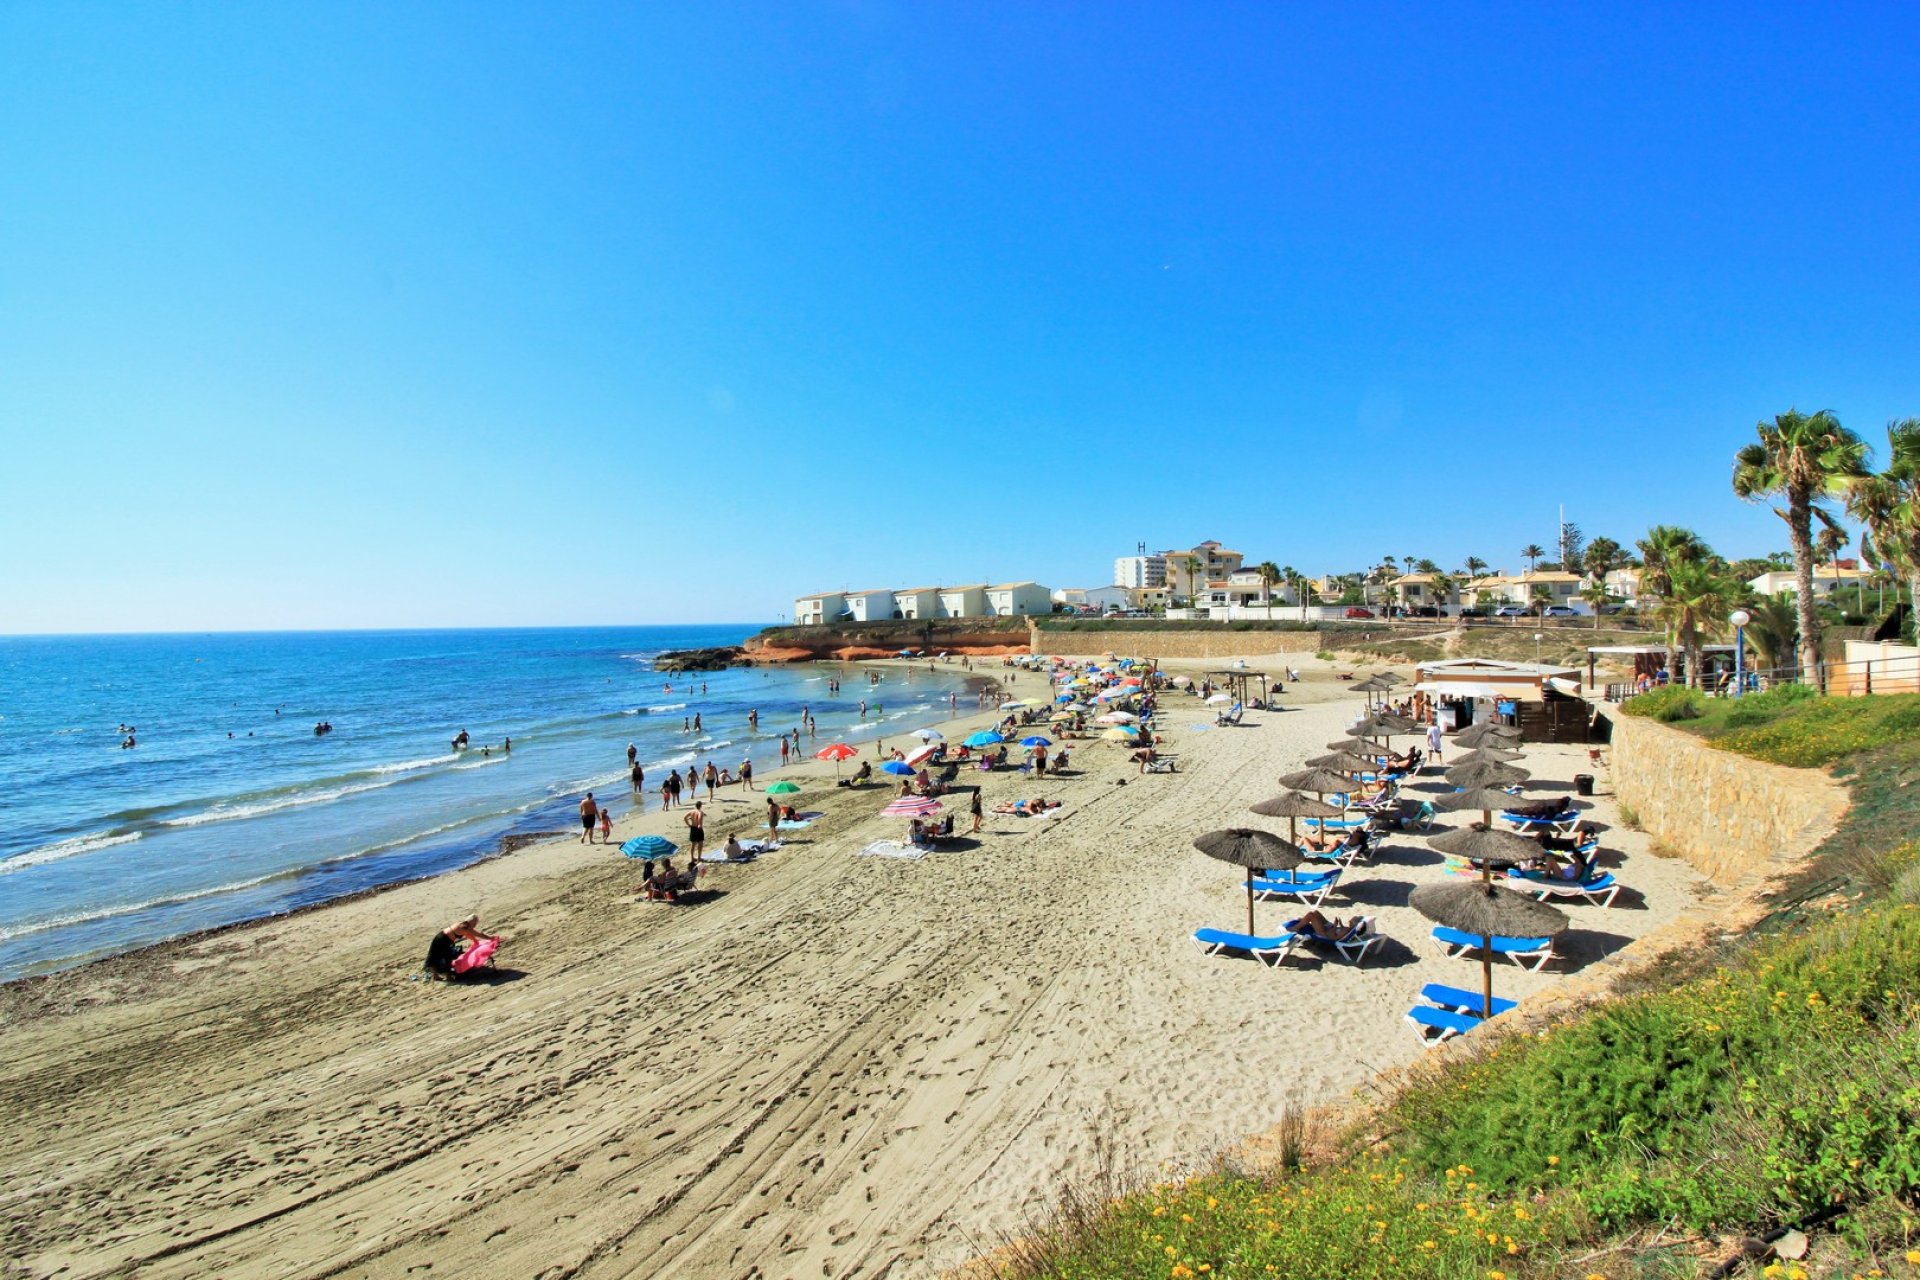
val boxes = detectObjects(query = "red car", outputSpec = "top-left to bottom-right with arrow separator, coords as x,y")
1344,606 -> 1375,619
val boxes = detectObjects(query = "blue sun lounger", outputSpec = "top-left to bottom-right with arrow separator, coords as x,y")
1406,1004 -> 1486,1044
1284,915 -> 1381,965
1431,926 -> 1557,970
1251,869 -> 1340,907
1191,927 -> 1299,967
1418,982 -> 1518,1018
1508,870 -> 1621,907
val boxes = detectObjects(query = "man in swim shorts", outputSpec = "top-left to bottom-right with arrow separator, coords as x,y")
580,792 -> 599,843
684,802 -> 705,857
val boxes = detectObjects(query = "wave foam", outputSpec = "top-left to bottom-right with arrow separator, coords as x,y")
370,753 -> 460,775
0,871 -> 285,944
0,830 -> 142,874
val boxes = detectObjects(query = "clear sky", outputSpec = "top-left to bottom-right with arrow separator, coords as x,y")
4,3 -> 1917,632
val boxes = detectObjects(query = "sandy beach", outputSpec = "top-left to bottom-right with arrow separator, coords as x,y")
0,657 -> 1723,1279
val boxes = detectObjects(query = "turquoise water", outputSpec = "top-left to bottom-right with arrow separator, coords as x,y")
0,627 -> 973,980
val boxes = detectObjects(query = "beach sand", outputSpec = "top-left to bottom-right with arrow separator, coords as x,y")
0,658 -> 1724,1278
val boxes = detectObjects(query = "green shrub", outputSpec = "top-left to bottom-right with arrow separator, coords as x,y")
1619,685 -> 1705,722
1716,694 -> 1920,767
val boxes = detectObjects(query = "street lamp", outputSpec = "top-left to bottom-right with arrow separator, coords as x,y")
1730,609 -> 1751,697
1533,632 -> 1543,663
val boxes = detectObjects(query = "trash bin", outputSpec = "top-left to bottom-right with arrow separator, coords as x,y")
1574,773 -> 1595,796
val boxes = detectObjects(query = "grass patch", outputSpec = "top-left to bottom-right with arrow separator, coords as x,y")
1618,686 -> 1705,722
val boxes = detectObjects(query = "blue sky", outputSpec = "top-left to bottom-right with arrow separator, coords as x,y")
3,3 -> 1917,632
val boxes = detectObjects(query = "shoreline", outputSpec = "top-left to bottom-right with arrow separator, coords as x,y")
0,658 -> 999,988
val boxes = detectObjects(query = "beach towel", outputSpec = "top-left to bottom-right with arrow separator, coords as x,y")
776,812 -> 822,830
450,937 -> 498,975
857,839 -> 928,860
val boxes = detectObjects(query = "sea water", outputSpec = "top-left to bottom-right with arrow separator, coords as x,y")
0,627 -> 976,980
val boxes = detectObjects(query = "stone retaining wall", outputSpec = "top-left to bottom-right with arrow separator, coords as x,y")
1605,710 -> 1848,887
1030,625 -> 1326,659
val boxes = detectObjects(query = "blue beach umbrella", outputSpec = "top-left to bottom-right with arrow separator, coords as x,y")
1020,735 -> 1052,747
620,834 -> 677,859
963,731 -> 1004,748
881,760 -> 915,775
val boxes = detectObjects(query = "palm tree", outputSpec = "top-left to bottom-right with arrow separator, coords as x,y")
1741,592 -> 1801,675
1182,555 -> 1203,606
1578,580 -> 1614,628
1846,418 -> 1920,627
1654,561 -> 1735,688
1815,520 -> 1850,615
1521,544 -> 1545,575
1733,409 -> 1870,689
1582,536 -> 1624,584
1464,555 -> 1487,580
1635,525 -> 1709,599
1255,561 -> 1281,620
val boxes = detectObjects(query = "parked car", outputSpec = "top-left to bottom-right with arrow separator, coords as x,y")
1457,606 -> 1489,618
1493,605 -> 1529,618
1344,606 -> 1375,619
1410,605 -> 1442,618
1540,605 -> 1578,618
1599,602 -> 1632,615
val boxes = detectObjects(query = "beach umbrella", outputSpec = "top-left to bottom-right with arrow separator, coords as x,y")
1454,722 -> 1523,749
1205,693 -> 1234,706
1048,710 -> 1075,722
1096,711 -> 1137,724
1249,791 -> 1340,843
903,744 -> 938,767
999,699 -> 1025,710
1194,828 -> 1305,935
1277,767 -> 1356,797
1412,880 -> 1568,1018
897,648 -> 916,656
1429,823 -> 1542,887
766,780 -> 802,795
815,741 -> 859,775
1101,727 -> 1135,742
1436,786 -> 1530,828
963,730 -> 1004,748
913,728 -> 944,742
1446,760 -> 1531,791
1171,676 -> 1192,687
881,795 -> 943,817
1352,712 -> 1418,735
1376,671 -> 1405,685
1065,701 -> 1093,712
1451,747 -> 1526,768
1095,686 -> 1135,702
1306,750 -> 1376,774
1020,735 -> 1052,748
620,834 -> 677,859
881,760 -> 915,776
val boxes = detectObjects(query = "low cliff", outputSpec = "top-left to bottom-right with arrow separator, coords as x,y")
745,618 -> 1032,663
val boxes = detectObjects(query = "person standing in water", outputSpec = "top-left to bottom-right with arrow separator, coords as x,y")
627,743 -> 638,767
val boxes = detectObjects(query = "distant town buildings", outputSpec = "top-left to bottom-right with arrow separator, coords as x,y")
793,581 -> 1053,623
1160,540 -> 1244,599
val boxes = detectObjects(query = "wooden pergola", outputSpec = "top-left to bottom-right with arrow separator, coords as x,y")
1204,669 -> 1272,707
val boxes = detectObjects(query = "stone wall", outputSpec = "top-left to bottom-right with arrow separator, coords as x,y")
1030,625 -> 1326,659
1605,710 -> 1848,887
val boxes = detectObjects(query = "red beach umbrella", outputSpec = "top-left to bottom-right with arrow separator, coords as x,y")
816,742 -> 859,775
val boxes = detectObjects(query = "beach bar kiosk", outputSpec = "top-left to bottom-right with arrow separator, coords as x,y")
1414,657 -> 1592,743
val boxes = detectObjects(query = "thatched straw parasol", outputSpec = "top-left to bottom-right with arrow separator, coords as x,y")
1411,880 -> 1568,1018
1454,721 -> 1523,749
1436,786 -> 1530,828
1445,760 -> 1531,792
1278,767 -> 1358,796
1194,828 -> 1304,934
1249,790 -> 1341,843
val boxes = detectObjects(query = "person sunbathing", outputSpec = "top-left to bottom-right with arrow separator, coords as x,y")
850,761 -> 873,784
1290,910 -> 1361,941
723,834 -> 746,861
992,797 -> 1061,816
1301,828 -> 1367,856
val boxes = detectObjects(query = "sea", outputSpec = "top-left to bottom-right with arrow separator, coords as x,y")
0,626 -> 978,982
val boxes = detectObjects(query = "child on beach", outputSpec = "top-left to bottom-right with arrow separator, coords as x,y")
598,805 -> 613,843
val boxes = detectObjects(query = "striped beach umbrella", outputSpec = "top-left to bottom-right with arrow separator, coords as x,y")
881,795 -> 943,817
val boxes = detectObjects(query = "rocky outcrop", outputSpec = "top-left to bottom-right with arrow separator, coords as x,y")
655,646 -> 750,672
744,620 -> 1031,664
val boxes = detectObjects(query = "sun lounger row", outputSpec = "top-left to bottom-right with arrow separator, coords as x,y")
1405,983 -> 1518,1044
1430,926 -> 1557,970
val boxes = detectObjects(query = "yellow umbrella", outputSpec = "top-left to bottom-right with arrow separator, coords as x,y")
1101,728 -> 1135,742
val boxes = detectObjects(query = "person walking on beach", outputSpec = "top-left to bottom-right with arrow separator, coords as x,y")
969,788 -> 983,834
704,760 -> 719,793
660,776 -> 674,811
779,737 -> 791,766
579,792 -> 599,844
683,802 -> 706,859
740,756 -> 754,790
685,765 -> 699,800
667,769 -> 683,809
1425,720 -> 1444,766
767,795 -> 781,842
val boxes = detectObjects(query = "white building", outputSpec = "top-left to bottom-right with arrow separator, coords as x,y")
1474,571 -> 1585,610
843,590 -> 899,622
892,587 -> 941,620
985,582 -> 1054,617
1747,565 -> 1866,600
1055,585 -> 1136,613
1113,554 -> 1168,590
793,592 -> 846,625
1388,573 -> 1461,611
938,584 -> 990,618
